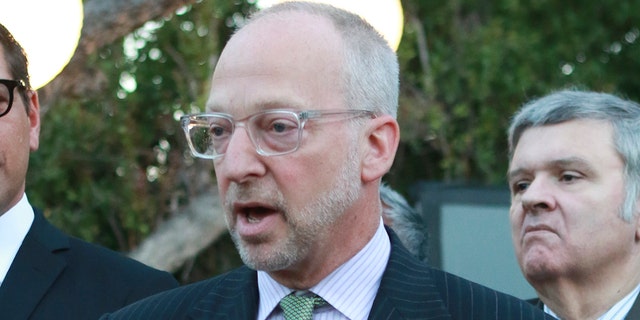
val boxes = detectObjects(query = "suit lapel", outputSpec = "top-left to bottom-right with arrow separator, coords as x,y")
188,266 -> 259,320
184,228 -> 450,320
368,228 -> 451,320
625,294 -> 640,319
0,210 -> 68,319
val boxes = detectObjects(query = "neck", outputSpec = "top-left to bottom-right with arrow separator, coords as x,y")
270,191 -> 381,289
535,259 -> 640,320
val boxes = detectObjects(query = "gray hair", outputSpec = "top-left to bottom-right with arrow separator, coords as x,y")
380,183 -> 429,262
508,89 -> 640,221
247,1 -> 399,118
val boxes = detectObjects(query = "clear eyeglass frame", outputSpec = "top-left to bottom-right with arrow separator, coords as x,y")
180,109 -> 376,159
0,79 -> 26,118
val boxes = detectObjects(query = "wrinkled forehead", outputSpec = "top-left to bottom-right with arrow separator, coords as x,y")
510,119 -> 619,166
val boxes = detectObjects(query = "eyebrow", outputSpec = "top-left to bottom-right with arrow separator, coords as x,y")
507,156 -> 594,181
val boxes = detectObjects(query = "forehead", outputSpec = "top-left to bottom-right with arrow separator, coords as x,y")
205,11 -> 345,114
510,119 -> 622,170
0,48 -> 9,78
224,11 -> 342,67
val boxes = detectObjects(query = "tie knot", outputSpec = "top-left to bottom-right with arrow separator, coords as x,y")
279,292 -> 327,320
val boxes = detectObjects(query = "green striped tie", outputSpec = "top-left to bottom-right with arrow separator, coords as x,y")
279,292 -> 327,320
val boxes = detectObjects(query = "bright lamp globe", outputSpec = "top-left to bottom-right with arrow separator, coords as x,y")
257,0 -> 403,51
0,0 -> 83,89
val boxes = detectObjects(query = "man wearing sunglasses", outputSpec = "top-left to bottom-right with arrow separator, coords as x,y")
0,23 -> 178,319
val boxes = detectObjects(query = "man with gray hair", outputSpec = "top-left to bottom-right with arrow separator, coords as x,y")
103,1 -> 550,319
507,89 -> 640,319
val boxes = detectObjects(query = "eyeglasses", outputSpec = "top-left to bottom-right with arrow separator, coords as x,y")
0,79 -> 26,118
181,109 -> 376,159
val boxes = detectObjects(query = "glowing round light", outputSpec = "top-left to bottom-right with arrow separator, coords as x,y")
258,0 -> 403,51
1,0 -> 83,89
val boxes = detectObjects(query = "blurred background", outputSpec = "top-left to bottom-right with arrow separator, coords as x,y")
10,0 -> 640,288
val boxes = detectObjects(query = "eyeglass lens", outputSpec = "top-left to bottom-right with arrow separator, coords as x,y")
0,82 -> 15,116
184,111 -> 302,158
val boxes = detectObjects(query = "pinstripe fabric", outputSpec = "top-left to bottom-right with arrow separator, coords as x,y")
259,220 -> 390,319
101,228 -> 552,320
100,265 -> 259,320
354,228 -> 552,320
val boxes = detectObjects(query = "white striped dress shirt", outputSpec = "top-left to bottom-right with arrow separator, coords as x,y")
544,282 -> 640,320
258,219 -> 391,320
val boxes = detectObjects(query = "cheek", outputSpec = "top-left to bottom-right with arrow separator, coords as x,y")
575,195 -> 623,229
271,156 -> 340,204
509,205 -> 523,234
213,167 -> 228,194
509,204 -> 528,256
272,162 -> 313,197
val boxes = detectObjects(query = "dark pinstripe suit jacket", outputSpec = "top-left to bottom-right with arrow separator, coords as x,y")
102,229 -> 552,319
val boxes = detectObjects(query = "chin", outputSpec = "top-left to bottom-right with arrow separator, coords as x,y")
520,247 -> 560,277
522,259 -> 561,283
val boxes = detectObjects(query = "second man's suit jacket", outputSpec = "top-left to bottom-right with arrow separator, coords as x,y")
102,228 -> 552,319
0,208 -> 179,320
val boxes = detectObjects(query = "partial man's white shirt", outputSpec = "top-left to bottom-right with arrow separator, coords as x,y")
0,193 -> 34,286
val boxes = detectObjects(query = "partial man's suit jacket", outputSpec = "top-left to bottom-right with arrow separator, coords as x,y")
102,227 -> 553,320
0,208 -> 179,320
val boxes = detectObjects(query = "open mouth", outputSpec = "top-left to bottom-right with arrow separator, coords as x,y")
231,203 -> 282,238
236,204 -> 280,224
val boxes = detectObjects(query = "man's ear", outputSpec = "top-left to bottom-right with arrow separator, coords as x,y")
633,195 -> 640,241
27,90 -> 41,152
361,114 -> 399,182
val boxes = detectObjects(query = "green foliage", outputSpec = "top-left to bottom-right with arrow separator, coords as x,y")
25,0 -> 640,282
391,0 -> 640,189
27,0 -> 255,252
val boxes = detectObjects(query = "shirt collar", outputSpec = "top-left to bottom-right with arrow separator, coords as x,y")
257,218 -> 390,320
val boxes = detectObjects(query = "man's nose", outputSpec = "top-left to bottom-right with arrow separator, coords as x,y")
215,126 -> 266,183
521,177 -> 556,213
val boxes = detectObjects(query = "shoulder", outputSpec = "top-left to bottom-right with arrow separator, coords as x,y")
99,280 -> 214,320
102,266 -> 256,320
31,208 -> 176,288
429,268 -> 550,319
13,209 -> 178,317
382,228 -> 549,319
66,236 -> 176,282
56,235 -> 179,305
59,236 -> 179,305
34,209 -> 178,296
